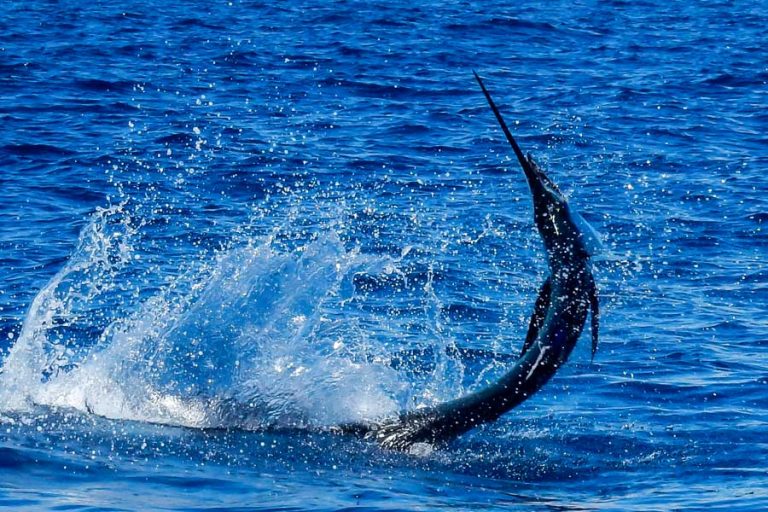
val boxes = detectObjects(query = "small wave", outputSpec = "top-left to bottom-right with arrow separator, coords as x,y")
281,54 -> 326,69
0,447 -> 29,469
331,78 -> 415,99
155,132 -> 197,145
700,72 -> 762,88
215,49 -> 261,67
0,61 -> 42,74
446,17 -> 558,34
488,17 -> 558,31
371,17 -> 409,28
746,212 -> 768,223
73,78 -> 135,93
0,143 -> 75,157
413,144 -> 470,155
382,123 -> 430,136
173,17 -> 224,30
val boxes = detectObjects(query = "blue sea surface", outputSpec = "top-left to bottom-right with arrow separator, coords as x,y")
1,0 -> 767,510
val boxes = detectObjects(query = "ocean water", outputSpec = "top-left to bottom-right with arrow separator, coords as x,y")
1,0 -> 766,510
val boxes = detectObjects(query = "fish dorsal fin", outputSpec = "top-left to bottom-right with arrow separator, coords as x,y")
570,208 -> 604,256
521,276 -> 552,358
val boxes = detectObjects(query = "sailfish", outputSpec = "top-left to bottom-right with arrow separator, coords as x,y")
339,72 -> 601,449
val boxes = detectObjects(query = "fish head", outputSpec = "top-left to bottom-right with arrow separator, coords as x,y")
471,71 -> 602,266
523,154 -> 602,265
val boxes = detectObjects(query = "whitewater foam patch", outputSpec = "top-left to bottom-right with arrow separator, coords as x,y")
0,205 -> 420,429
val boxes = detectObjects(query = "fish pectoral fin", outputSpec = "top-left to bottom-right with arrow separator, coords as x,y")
587,272 -> 600,361
521,275 -> 552,357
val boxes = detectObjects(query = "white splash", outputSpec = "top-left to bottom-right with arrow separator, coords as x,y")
0,205 -> 417,430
